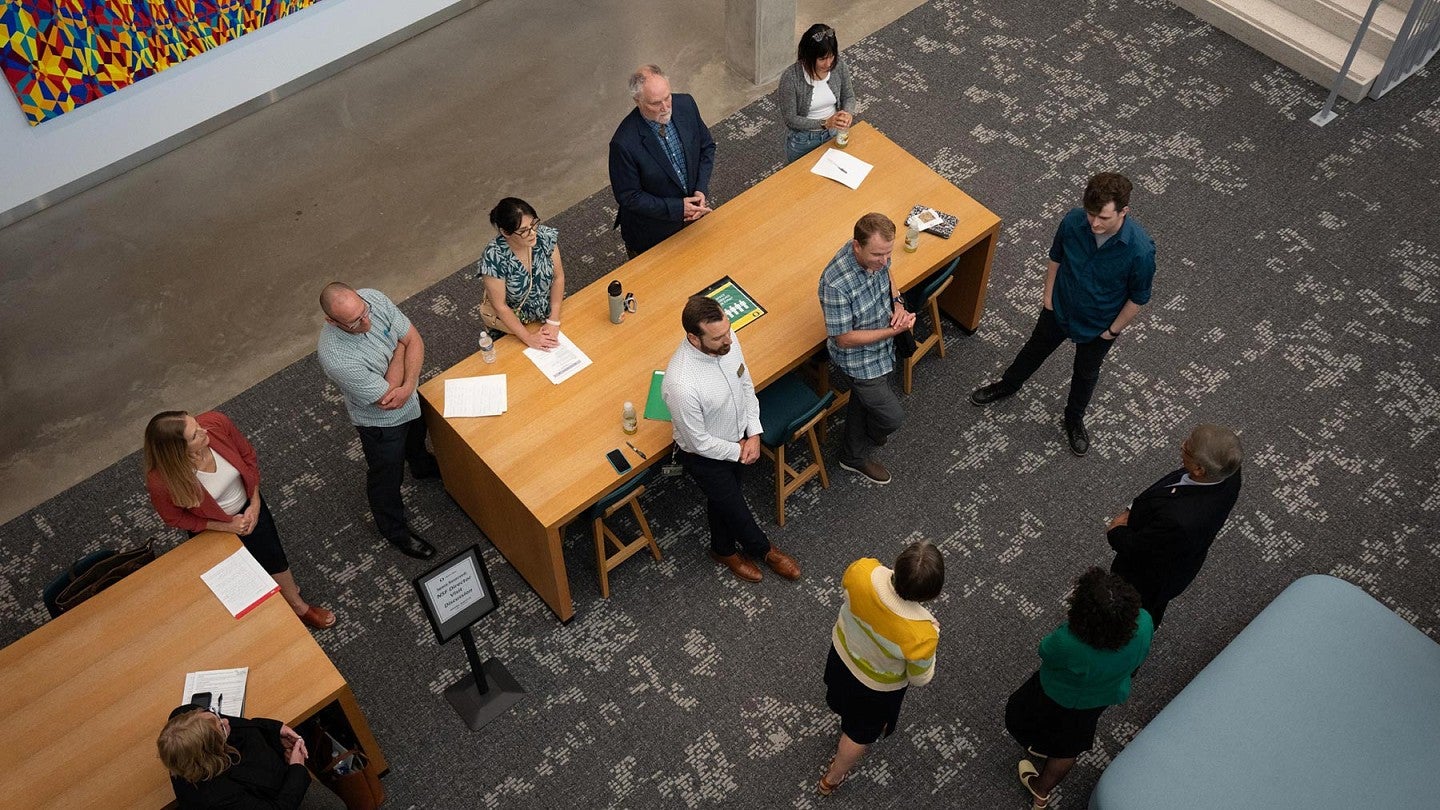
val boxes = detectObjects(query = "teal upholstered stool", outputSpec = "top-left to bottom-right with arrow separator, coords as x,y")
585,468 -> 661,598
757,372 -> 836,527
902,255 -> 960,394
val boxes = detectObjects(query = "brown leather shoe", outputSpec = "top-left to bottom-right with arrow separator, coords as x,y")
709,551 -> 762,583
839,458 -> 892,485
764,547 -> 801,581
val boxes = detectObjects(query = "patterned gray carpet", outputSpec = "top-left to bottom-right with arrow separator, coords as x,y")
4,0 -> 1439,807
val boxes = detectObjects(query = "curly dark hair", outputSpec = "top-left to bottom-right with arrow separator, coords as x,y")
1066,567 -> 1142,651
1082,172 -> 1132,214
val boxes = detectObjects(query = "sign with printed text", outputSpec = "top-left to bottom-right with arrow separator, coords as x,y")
700,276 -> 766,331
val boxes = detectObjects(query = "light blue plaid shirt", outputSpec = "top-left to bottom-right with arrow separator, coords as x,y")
644,117 -> 687,188
819,241 -> 895,380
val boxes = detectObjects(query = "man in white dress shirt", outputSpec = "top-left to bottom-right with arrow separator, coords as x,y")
662,296 -> 801,583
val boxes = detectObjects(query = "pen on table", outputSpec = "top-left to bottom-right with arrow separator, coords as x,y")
828,158 -> 848,173
626,441 -> 648,460
217,694 -> 223,715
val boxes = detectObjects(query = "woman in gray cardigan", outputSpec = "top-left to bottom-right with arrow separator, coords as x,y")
777,24 -> 857,164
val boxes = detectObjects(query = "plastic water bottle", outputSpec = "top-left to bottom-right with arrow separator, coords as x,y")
478,332 -> 496,364
622,401 -> 638,435
904,217 -> 921,253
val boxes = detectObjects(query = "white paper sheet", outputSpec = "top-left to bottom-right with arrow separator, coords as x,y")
810,148 -> 874,190
443,375 -> 507,417
200,546 -> 279,618
523,331 -> 592,384
181,667 -> 249,717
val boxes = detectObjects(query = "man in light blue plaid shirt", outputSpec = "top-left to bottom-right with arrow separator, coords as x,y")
818,213 -> 916,485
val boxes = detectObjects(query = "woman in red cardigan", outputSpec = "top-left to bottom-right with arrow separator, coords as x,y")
144,410 -> 334,630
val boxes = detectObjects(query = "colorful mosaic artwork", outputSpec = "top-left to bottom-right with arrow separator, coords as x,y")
0,1 -> 327,126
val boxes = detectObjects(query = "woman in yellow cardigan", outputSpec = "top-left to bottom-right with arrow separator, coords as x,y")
818,540 -> 944,796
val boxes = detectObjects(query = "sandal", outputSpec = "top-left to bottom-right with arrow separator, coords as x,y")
816,756 -> 848,797
1018,759 -> 1049,809
299,605 -> 336,630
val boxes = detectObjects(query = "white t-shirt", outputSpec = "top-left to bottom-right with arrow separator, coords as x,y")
806,73 -> 837,120
196,450 -> 247,515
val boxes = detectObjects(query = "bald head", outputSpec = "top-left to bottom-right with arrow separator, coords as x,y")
320,282 -> 370,333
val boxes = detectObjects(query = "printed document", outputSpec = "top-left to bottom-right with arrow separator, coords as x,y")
201,546 -> 279,618
810,148 -> 873,190
181,667 -> 249,717
444,375 -> 507,417
524,331 -> 592,384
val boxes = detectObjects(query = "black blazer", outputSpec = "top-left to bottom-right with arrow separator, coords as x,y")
607,93 -> 716,255
1108,468 -> 1242,608
171,716 -> 310,809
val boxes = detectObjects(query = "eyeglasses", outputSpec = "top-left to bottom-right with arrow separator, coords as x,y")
810,26 -> 833,43
340,303 -> 370,331
510,220 -> 541,238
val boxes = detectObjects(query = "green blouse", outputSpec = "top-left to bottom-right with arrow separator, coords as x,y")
1037,609 -> 1154,709
476,224 -> 559,323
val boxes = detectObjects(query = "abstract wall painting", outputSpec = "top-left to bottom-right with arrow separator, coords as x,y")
1,1 -> 328,126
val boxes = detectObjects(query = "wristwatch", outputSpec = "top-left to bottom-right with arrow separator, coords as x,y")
892,294 -> 905,305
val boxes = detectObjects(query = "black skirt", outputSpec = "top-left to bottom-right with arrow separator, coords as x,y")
1004,671 -> 1107,758
189,497 -> 290,575
824,647 -> 908,745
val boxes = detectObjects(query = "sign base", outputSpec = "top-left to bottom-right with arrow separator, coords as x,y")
444,657 -> 525,731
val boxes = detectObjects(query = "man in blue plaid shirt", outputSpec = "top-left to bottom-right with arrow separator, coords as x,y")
818,213 -> 916,484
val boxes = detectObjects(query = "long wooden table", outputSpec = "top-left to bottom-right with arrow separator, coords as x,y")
420,123 -> 1000,621
0,533 -> 387,808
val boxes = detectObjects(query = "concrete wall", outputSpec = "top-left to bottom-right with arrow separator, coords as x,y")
0,0 -> 478,227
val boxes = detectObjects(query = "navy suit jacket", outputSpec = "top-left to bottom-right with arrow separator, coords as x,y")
1108,467 -> 1242,617
608,93 -> 716,255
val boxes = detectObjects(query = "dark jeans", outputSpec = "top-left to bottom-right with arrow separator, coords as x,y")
1000,307 -> 1117,424
833,369 -> 905,466
676,449 -> 771,559
356,415 -> 439,542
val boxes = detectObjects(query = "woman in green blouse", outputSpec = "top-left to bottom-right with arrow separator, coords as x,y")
476,197 -> 566,350
1005,567 -> 1153,809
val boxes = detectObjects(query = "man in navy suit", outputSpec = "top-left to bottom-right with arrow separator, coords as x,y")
608,65 -> 717,257
1107,424 -> 1243,627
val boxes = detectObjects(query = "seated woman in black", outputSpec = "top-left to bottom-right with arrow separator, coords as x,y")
157,704 -> 311,809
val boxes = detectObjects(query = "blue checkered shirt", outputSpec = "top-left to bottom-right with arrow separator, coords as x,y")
644,118 -> 687,188
819,242 -> 895,380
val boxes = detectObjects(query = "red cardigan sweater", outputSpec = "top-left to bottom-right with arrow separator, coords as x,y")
146,411 -> 260,533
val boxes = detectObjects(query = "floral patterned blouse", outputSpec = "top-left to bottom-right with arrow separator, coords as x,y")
475,224 -> 560,323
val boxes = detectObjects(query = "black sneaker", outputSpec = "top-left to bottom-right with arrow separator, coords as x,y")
1064,420 -> 1090,457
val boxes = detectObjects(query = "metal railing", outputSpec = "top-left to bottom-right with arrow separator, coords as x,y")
1313,0 -> 1440,126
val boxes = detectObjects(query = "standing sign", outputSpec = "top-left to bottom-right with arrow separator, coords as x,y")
412,545 -> 524,730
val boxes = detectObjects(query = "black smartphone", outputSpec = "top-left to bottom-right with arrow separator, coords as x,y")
606,449 -> 632,474
190,691 -> 212,708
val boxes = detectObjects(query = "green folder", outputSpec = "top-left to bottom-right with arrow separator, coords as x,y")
644,370 -> 671,421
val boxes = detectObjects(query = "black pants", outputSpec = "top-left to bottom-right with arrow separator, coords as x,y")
1000,307 -> 1117,424
356,416 -> 439,542
676,449 -> 771,558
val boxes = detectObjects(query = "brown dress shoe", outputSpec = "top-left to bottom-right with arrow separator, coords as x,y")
709,551 -> 762,582
764,547 -> 801,581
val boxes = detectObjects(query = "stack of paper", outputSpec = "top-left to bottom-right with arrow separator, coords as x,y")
810,148 -> 874,190
201,547 -> 279,619
444,375 -> 507,417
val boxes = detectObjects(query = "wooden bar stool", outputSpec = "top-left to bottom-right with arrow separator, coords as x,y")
901,255 -> 961,394
586,469 -> 661,598
757,372 -> 836,526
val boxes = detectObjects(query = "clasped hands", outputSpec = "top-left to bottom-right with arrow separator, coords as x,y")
227,499 -> 262,536
526,322 -> 561,352
683,191 -> 712,222
738,435 -> 761,465
280,723 -> 309,766
824,110 -> 853,130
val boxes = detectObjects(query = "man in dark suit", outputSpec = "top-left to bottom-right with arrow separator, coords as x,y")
1107,424 -> 1243,627
608,64 -> 716,257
